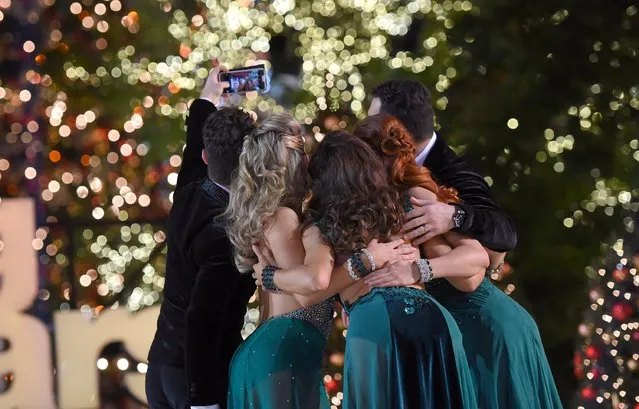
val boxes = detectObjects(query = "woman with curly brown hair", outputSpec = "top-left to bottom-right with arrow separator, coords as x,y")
355,114 -> 562,409
252,130 -> 484,409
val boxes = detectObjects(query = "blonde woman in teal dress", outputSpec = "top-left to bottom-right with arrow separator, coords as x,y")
356,114 -> 563,409
223,113 -> 410,409
252,131 -> 489,409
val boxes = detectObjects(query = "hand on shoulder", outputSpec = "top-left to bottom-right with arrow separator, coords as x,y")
402,187 -> 455,245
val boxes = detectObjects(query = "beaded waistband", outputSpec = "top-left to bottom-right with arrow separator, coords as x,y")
343,286 -> 427,313
263,299 -> 334,339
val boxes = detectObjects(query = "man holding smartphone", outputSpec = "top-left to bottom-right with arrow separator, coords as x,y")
146,64 -> 256,409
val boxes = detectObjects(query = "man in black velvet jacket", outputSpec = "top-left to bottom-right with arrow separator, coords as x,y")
368,79 -> 517,253
146,68 -> 256,409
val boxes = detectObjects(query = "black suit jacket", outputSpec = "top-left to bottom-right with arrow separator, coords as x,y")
423,135 -> 517,252
147,99 -> 256,406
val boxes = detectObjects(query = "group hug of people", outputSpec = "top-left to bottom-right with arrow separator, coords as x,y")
145,63 -> 564,409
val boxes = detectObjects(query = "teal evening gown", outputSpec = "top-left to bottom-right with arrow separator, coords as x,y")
321,198 -> 477,409
227,299 -> 333,409
426,278 -> 563,409
341,286 -> 479,409
402,194 -> 561,408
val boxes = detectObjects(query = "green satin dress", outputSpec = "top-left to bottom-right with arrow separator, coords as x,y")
227,299 -> 333,409
341,286 -> 479,409
426,278 -> 563,409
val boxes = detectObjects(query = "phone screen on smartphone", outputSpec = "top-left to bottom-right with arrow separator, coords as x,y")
219,64 -> 269,94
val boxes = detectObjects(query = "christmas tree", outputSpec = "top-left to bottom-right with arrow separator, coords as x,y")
1,0 -> 638,406
573,235 -> 638,408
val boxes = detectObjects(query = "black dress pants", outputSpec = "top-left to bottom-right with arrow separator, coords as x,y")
145,363 -> 188,409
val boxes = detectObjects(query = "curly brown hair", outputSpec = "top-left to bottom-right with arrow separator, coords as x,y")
304,130 -> 404,257
353,114 -> 460,204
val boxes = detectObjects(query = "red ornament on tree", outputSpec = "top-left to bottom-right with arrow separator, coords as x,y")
611,302 -> 633,321
612,268 -> 628,281
589,367 -> 601,378
633,331 -> 639,342
581,386 -> 596,399
585,345 -> 600,360
325,379 -> 339,394
501,262 -> 513,277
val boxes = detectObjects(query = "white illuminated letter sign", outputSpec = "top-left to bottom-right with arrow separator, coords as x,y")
55,304 -> 159,408
0,198 -> 55,409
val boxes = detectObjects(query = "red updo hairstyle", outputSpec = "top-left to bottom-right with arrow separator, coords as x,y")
353,114 -> 460,204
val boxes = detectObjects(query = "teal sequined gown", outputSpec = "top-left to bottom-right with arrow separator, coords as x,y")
426,278 -> 563,409
341,286 -> 479,409
227,299 -> 333,409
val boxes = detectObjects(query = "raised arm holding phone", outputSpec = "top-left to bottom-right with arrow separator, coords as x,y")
146,62 -> 256,409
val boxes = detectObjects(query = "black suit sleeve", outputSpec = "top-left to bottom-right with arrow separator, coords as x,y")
176,99 -> 216,190
185,228 -> 239,406
432,143 -> 517,252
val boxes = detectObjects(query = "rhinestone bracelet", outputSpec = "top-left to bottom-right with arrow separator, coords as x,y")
346,258 -> 360,281
261,265 -> 282,293
486,262 -> 505,276
416,258 -> 433,283
351,252 -> 369,277
360,248 -> 376,272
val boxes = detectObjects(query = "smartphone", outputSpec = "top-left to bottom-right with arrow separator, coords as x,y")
219,64 -> 269,94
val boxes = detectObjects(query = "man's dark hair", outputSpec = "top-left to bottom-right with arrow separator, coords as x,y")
371,79 -> 434,142
202,107 -> 256,186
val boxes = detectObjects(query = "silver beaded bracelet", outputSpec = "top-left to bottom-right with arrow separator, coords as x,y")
486,262 -> 505,276
360,248 -> 376,272
416,258 -> 433,283
346,258 -> 360,281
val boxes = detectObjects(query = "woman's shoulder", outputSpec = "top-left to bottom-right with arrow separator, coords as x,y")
301,222 -> 332,251
294,213 -> 329,243
407,186 -> 438,201
264,207 -> 301,238
273,206 -> 300,220
271,207 -> 301,228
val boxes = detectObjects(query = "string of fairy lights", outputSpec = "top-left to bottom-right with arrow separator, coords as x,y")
574,239 -> 638,409
0,0 -> 637,407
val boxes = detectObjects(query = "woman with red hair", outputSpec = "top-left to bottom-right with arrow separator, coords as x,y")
354,114 -> 562,409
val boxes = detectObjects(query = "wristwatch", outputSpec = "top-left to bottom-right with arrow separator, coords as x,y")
452,204 -> 466,229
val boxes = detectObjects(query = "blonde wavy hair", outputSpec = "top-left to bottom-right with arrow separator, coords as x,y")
224,112 -> 308,273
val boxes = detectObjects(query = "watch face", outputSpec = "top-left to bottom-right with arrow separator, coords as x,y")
453,208 -> 465,228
